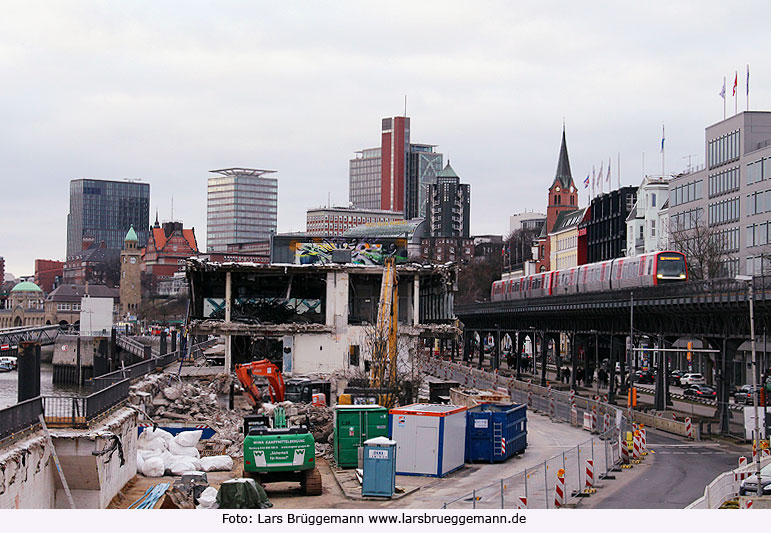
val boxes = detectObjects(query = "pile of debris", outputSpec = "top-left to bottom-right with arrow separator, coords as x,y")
256,401 -> 333,445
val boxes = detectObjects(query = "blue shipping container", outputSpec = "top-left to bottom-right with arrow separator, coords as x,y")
465,403 -> 527,463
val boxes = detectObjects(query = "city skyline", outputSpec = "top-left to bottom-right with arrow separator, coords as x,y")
0,2 -> 767,276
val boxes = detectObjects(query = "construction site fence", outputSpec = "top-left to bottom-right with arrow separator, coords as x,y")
687,457 -> 771,508
0,397 -> 43,442
425,359 -> 630,509
427,359 -> 694,438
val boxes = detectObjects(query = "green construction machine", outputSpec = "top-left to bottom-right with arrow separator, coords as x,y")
242,407 -> 322,496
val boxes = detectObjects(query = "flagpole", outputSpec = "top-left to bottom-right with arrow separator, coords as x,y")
723,76 -> 726,120
592,166 -> 595,200
735,70 -> 738,116
747,64 -> 750,112
617,152 -> 621,188
661,124 -> 665,177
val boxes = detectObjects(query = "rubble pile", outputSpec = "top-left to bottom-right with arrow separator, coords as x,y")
256,401 -> 334,445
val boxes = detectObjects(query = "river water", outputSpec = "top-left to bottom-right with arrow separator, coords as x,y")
0,363 -> 88,410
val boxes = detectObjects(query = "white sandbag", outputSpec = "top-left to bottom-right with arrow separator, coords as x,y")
140,456 -> 165,477
141,427 -> 174,443
168,439 -> 200,458
169,456 -> 202,475
138,448 -> 163,460
137,437 -> 167,453
161,450 -> 176,472
136,452 -> 144,472
174,430 -> 203,448
196,487 -> 218,509
199,455 -> 234,472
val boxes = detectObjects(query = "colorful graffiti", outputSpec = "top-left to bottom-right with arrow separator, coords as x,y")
294,239 -> 408,266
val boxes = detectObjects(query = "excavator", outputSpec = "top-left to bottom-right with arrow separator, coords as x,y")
234,359 -> 329,408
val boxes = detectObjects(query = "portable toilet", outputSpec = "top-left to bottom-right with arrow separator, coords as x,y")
389,404 -> 467,477
465,403 -> 527,463
361,436 -> 397,498
333,405 -> 389,468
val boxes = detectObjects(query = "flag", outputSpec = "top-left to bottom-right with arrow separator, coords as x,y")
661,125 -> 665,153
733,71 -> 737,96
719,78 -> 726,100
606,158 -> 611,184
597,161 -> 603,193
583,174 -> 590,188
747,64 -> 750,97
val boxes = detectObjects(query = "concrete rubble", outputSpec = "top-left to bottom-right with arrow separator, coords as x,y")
129,371 -> 334,460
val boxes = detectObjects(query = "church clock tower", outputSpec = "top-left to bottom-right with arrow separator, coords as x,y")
120,225 -> 141,318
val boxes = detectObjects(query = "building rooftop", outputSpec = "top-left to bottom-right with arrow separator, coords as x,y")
209,168 -> 277,177
46,284 -> 119,302
11,281 -> 42,293
125,225 -> 138,242
343,219 -> 426,239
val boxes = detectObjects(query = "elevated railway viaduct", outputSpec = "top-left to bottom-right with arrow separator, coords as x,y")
454,277 -> 771,434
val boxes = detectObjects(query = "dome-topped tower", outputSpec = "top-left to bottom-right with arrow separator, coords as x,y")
120,225 -> 141,318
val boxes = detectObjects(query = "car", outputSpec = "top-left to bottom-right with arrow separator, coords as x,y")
0,361 -> 12,373
683,385 -> 717,398
680,373 -> 706,387
734,384 -> 762,405
634,370 -> 655,384
739,464 -> 771,495
0,356 -> 17,370
669,370 -> 685,386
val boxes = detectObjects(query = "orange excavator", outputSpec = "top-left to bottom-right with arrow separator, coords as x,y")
235,359 -> 286,407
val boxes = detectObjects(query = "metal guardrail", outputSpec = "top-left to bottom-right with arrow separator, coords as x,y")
0,397 -> 43,441
86,379 -> 130,420
687,457 -> 771,508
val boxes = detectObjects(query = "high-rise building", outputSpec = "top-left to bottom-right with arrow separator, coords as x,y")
66,179 -> 150,259
426,162 -> 471,238
349,117 -> 443,219
206,168 -> 278,253
349,147 -> 382,210
583,186 -> 637,263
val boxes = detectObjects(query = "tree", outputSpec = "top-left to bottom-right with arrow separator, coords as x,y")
456,253 -> 501,304
668,214 -> 729,280
503,227 -> 541,273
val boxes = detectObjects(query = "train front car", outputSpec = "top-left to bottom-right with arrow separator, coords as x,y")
653,251 -> 688,284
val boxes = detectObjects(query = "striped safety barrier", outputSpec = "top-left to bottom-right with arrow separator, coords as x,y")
604,412 -> 611,433
685,417 -> 693,439
517,497 -> 527,509
640,428 -> 647,455
554,469 -> 566,508
632,433 -> 641,460
585,459 -> 594,489
569,389 -> 575,406
620,435 -> 630,464
501,437 -> 507,454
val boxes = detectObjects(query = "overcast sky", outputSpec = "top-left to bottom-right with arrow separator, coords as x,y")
1,1 -> 767,277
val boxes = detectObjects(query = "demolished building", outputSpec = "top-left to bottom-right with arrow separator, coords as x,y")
185,258 -> 459,376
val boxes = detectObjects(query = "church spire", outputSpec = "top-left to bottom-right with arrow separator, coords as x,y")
552,126 -> 574,190
154,210 -> 160,228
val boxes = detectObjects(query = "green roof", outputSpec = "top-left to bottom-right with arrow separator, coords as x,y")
125,225 -> 138,242
11,281 -> 42,293
437,161 -> 459,178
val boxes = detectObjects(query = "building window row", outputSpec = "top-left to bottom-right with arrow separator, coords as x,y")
708,129 -> 740,169
708,166 -> 740,198
670,179 -> 703,207
747,222 -> 771,248
671,208 -> 702,231
713,227 -> 740,253
746,156 -> 771,186
746,189 -> 771,217
708,197 -> 740,226
747,255 -> 771,275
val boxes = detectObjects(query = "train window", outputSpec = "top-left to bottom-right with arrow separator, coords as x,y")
648,259 -> 653,275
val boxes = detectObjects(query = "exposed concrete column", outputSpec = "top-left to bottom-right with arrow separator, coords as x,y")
540,331 -> 548,387
224,271 -> 232,373
570,332 -> 577,390
413,274 -> 420,327
553,333 -> 562,383
654,335 -> 666,411
516,332 -> 524,380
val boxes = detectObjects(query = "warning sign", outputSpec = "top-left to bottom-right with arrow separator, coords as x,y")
397,415 -> 406,427
368,449 -> 388,459
474,419 -> 488,429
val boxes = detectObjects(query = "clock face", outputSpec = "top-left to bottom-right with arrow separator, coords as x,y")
130,257 -> 137,264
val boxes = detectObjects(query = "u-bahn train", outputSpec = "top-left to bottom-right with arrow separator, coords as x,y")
491,250 -> 688,301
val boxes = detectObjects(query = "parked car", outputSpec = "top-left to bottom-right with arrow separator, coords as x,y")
683,385 -> 717,398
0,361 -> 12,373
634,370 -> 656,384
739,464 -> 771,495
680,373 -> 706,387
668,370 -> 685,386
0,356 -> 17,370
734,384 -> 762,405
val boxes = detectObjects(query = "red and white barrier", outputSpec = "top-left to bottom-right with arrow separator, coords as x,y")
739,456 -> 748,468
554,470 -> 566,508
501,437 -> 507,455
569,389 -> 575,406
620,434 -> 630,464
640,428 -> 647,454
517,496 -> 527,509
763,448 -> 771,459
632,433 -> 641,460
672,413 -> 677,421
685,417 -> 693,439
604,412 -> 612,433
591,409 -> 598,434
742,498 -> 754,509
585,459 -> 594,489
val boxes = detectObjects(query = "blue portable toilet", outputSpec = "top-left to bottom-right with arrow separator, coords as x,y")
362,436 -> 397,497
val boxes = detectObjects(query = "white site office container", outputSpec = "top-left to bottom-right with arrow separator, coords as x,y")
388,404 -> 467,477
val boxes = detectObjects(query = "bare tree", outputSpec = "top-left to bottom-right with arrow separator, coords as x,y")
668,214 -> 729,280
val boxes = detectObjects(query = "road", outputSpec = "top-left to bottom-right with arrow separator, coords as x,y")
585,427 -> 746,508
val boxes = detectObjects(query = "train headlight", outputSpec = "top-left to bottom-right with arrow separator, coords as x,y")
656,274 -> 663,279
679,274 -> 686,278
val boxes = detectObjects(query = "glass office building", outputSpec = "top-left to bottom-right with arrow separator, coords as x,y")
206,168 -> 278,252
66,179 -> 150,259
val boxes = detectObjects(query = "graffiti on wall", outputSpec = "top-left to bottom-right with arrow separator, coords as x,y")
294,239 -> 408,266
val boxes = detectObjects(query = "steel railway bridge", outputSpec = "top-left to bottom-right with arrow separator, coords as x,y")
453,277 -> 771,434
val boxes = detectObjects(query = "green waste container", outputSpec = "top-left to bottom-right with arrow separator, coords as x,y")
333,405 -> 389,468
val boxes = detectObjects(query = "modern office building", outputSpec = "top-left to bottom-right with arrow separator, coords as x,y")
349,117 -> 443,219
667,110 -> 771,277
349,147 -> 382,210
66,179 -> 150,259
583,186 -> 637,263
206,168 -> 278,253
426,162 -> 471,239
306,206 -> 403,236
510,211 -> 546,233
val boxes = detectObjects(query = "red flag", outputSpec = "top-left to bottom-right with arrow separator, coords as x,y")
733,71 -> 738,96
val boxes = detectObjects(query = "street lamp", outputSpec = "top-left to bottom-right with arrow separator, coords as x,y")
737,274 -> 762,496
